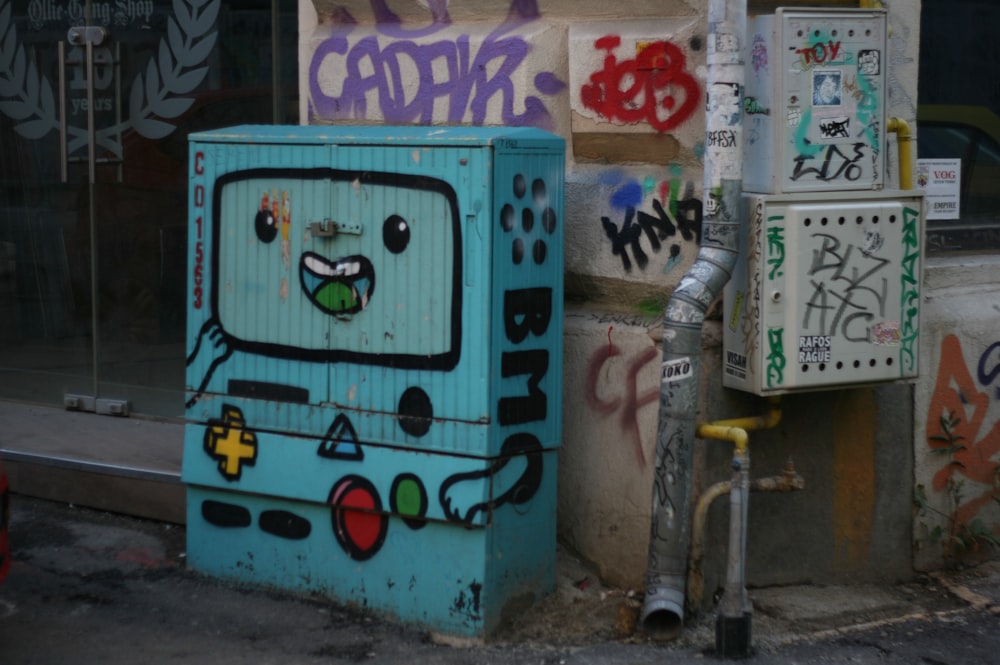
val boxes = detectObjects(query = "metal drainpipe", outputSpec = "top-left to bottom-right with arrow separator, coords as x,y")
640,0 -> 747,640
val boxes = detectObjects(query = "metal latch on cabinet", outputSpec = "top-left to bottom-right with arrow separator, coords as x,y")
310,219 -> 363,238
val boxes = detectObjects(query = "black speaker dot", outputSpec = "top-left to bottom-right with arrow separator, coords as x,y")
513,174 -> 527,198
512,237 -> 525,264
542,207 -> 557,233
500,204 -> 515,232
533,239 -> 547,265
522,208 -> 534,232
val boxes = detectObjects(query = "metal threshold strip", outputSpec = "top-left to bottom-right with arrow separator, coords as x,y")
0,449 -> 180,484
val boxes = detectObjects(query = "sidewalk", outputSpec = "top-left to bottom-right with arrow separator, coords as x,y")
493,540 -> 992,654
3,495 -> 1000,664
2,401 -> 1000,660
0,401 -> 185,522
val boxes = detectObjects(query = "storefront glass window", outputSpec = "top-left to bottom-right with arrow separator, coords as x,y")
0,0 -> 298,417
918,0 -> 1000,252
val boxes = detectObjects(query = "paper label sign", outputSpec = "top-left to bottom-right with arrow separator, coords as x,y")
662,357 -> 694,383
916,158 -> 961,220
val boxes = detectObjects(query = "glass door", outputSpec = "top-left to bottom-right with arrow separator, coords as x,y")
0,0 -> 298,418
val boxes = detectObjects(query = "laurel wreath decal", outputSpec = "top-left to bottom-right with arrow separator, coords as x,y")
0,0 -> 219,155
129,0 -> 219,140
0,1 -> 57,139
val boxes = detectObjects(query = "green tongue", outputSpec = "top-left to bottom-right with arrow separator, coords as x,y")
315,282 -> 356,312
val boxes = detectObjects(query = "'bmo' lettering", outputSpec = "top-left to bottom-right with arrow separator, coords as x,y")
500,288 -> 552,425
499,350 -> 548,425
504,288 -> 552,343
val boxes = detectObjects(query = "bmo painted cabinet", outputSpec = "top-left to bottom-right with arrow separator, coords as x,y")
183,126 -> 565,636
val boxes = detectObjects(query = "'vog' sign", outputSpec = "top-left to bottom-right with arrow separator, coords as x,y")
917,158 -> 961,221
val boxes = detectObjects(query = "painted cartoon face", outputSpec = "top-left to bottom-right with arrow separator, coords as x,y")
213,170 -> 460,366
300,251 -> 376,315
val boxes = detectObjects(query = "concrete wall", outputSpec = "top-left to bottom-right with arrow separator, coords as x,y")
296,0 -> 997,602
914,255 -> 1000,570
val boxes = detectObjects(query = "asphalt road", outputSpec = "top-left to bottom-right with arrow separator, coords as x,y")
1,495 -> 999,664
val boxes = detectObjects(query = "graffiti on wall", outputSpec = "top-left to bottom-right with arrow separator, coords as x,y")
928,227 -> 1000,254
800,205 -> 919,358
585,337 -> 659,467
802,230 -> 892,342
750,32 -> 768,78
579,35 -> 700,133
899,207 -> 921,372
598,170 -> 702,273
924,334 -> 1000,538
308,0 -> 565,128
790,30 -> 882,188
728,200 -> 765,383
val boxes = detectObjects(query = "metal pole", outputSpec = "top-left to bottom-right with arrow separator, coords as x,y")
86,37 -> 100,398
272,0 -> 280,123
716,446 -> 752,657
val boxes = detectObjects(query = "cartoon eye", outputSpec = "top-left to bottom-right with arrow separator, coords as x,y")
255,209 -> 278,243
383,214 -> 411,254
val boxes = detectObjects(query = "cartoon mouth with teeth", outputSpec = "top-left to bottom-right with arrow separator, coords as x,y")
300,251 -> 375,316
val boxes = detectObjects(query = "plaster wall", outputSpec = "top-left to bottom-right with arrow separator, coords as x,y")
296,0 -> 952,595
914,255 -> 1000,571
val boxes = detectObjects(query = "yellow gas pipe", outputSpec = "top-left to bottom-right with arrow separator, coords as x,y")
697,397 -> 782,452
887,117 -> 914,190
688,459 -> 805,610
692,397 -> 782,654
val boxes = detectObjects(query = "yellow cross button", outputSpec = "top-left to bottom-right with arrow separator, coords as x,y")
204,405 -> 258,481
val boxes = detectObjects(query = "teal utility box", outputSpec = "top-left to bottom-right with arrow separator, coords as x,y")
183,125 -> 564,636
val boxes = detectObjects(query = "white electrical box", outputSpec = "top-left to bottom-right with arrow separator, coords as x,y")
723,191 -> 924,395
744,8 -> 887,193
